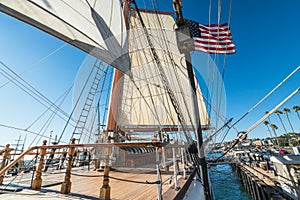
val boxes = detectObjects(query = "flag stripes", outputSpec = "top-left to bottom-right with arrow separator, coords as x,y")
194,23 -> 236,54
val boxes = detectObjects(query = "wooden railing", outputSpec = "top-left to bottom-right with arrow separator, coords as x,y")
0,140 -> 188,200
0,141 -> 165,176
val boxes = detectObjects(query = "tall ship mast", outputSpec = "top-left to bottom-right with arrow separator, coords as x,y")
0,0 -> 236,199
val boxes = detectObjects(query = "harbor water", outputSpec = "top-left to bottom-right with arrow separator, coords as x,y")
185,152 -> 251,200
184,163 -> 251,200
209,164 -> 251,200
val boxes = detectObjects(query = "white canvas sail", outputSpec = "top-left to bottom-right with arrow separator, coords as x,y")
0,0 -> 129,73
116,11 -> 209,131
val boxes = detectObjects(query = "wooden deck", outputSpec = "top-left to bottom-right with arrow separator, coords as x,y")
234,162 -> 291,199
242,163 -> 277,186
1,165 -> 195,199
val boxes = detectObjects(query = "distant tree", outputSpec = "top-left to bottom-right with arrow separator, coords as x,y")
293,105 -> 300,120
283,108 -> 295,132
290,140 -> 300,147
270,124 -> 279,146
263,121 -> 273,138
278,135 -> 286,139
265,111 -> 269,115
274,110 -> 288,134
265,111 -> 273,124
279,141 -> 289,147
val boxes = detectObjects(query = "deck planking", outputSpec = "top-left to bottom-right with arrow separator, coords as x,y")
241,163 -> 277,186
1,165 -> 194,199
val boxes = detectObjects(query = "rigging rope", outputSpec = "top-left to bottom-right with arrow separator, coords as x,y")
0,61 -> 76,126
59,59 -> 101,144
132,0 -> 193,144
28,86 -> 73,146
0,43 -> 67,89
206,0 -> 212,118
35,92 -> 70,145
152,2 -> 197,132
97,67 -> 113,130
228,66 -> 300,132
128,4 -> 200,182
217,0 -> 232,129
74,61 -> 109,144
0,123 -> 68,144
125,5 -> 175,128
215,87 -> 300,162
0,153 -> 38,192
26,85 -> 73,131
118,1 -> 170,129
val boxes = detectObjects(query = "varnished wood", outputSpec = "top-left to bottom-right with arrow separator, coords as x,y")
130,7 -> 174,15
60,138 -> 76,194
99,164 -> 111,199
0,142 -> 166,176
99,147 -> 112,199
106,69 -> 123,131
1,162 -> 194,199
38,166 -> 192,199
119,126 -> 212,132
0,144 -> 11,184
31,140 -> 47,189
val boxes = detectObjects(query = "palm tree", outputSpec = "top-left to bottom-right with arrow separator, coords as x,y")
270,124 -> 279,146
274,110 -> 288,134
265,111 -> 273,124
283,108 -> 295,132
293,105 -> 300,120
263,121 -> 273,138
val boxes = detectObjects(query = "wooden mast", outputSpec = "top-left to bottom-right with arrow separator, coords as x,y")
106,71 -> 123,131
99,1 -> 130,199
105,0 -> 130,132
173,0 -> 212,199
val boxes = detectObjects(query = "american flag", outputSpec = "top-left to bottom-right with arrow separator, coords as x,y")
184,19 -> 236,54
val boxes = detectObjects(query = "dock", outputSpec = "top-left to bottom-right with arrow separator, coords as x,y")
231,162 -> 293,200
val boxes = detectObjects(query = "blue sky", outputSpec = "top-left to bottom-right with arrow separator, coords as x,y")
182,0 -> 300,141
0,1 -> 299,148
0,13 -> 85,146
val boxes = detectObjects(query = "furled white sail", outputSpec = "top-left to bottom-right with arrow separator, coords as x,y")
116,11 -> 209,131
0,0 -> 129,73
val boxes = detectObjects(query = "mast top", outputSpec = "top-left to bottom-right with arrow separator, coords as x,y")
173,0 -> 184,25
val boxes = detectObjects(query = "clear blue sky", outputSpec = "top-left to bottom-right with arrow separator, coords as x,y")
0,0 -> 299,148
181,0 -> 300,141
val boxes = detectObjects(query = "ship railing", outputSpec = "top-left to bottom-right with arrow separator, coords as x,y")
0,141 -> 166,176
0,140 -> 194,200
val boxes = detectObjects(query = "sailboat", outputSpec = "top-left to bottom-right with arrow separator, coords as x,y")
0,0 -> 235,199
